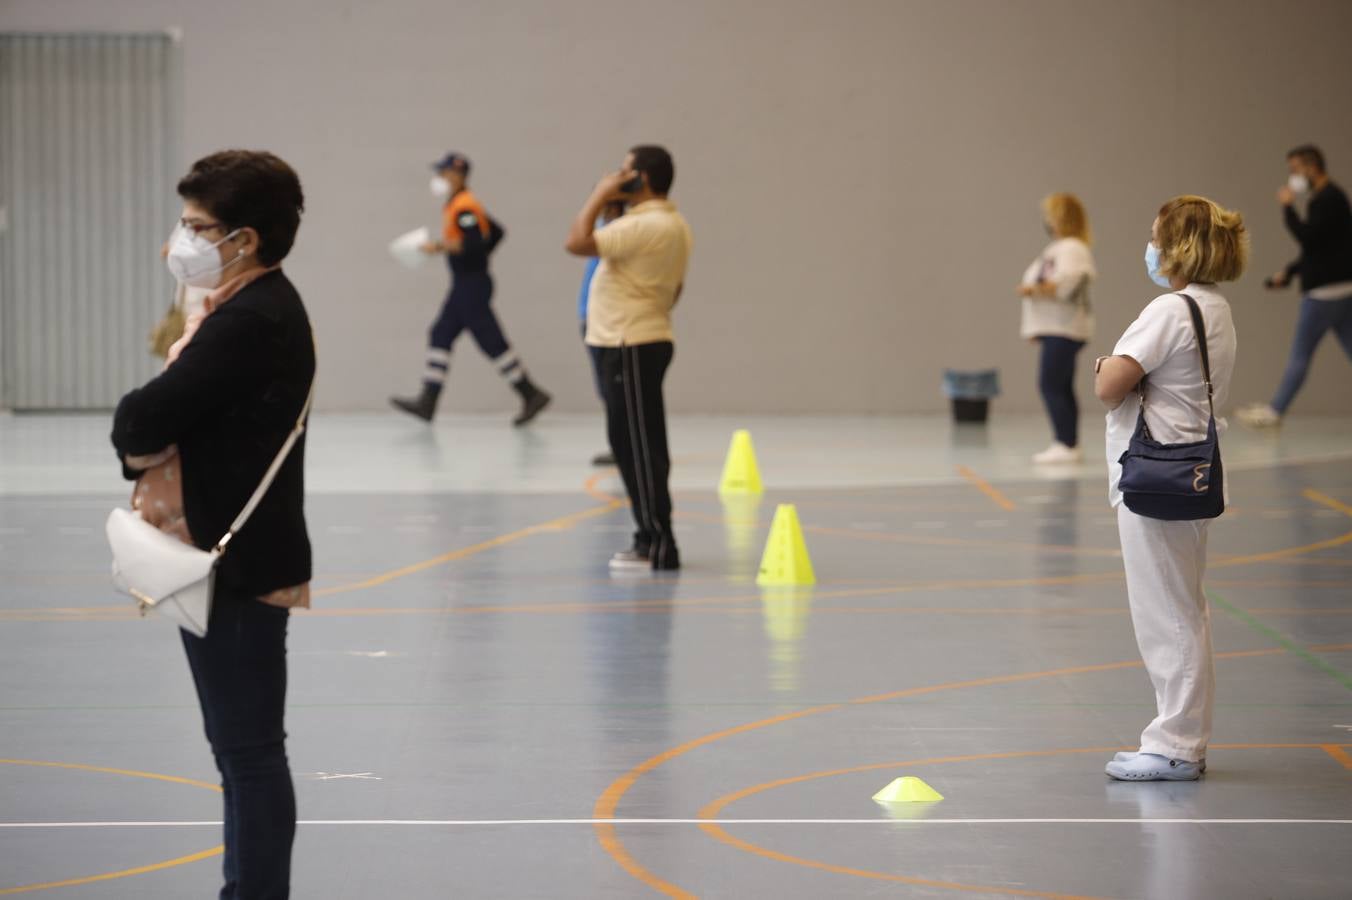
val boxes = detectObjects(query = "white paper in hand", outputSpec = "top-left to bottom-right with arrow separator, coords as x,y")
389,227 -> 430,269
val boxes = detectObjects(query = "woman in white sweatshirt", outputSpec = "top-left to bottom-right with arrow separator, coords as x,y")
1017,193 -> 1096,464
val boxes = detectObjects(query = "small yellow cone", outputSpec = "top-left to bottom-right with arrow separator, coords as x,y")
872,777 -> 944,804
756,504 -> 816,587
718,430 -> 764,495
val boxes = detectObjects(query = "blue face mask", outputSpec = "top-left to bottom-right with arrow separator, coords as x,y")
1144,242 -> 1172,288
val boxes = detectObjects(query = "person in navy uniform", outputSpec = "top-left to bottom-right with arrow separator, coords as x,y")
392,152 -> 551,425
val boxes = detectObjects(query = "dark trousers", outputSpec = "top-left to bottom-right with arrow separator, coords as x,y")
598,342 -> 675,559
1271,295 -> 1352,413
182,594 -> 295,900
429,272 -> 510,358
1037,336 -> 1085,448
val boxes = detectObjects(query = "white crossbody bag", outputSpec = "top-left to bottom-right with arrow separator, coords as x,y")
105,387 -> 313,637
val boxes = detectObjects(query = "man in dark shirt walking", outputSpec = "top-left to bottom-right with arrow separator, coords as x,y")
1239,144 -> 1352,426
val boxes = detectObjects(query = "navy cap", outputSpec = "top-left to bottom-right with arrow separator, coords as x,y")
431,152 -> 470,174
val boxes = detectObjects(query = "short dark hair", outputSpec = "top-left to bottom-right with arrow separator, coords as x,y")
177,150 -> 305,266
1287,144 -> 1326,173
629,145 -> 674,195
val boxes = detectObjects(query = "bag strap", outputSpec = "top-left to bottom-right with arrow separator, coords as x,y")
1176,292 -> 1216,417
1136,292 -> 1214,434
212,383 -> 314,555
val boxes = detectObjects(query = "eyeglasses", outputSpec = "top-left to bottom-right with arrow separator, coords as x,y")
178,217 -> 228,237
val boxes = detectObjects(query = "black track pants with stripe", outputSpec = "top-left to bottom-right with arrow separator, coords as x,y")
598,342 -> 675,559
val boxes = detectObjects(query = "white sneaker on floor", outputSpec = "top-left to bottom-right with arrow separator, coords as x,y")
609,548 -> 651,571
1032,442 -> 1082,465
1236,404 -> 1281,428
1105,753 -> 1204,781
1113,751 -> 1206,773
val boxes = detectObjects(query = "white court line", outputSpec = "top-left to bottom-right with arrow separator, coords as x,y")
2,818 -> 1350,828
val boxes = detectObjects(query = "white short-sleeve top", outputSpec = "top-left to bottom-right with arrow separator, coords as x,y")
1105,284 -> 1237,508
1019,237 -> 1096,341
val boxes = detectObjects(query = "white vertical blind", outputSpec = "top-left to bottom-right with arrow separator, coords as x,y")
0,33 -> 180,410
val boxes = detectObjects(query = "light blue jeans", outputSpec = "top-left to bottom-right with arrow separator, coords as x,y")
1271,295 -> 1352,414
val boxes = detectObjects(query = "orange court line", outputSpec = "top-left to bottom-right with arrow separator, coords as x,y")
679,505 -> 1129,560
585,474 -> 1352,568
798,521 -> 1124,559
695,826 -> 1102,899
0,847 -> 224,896
0,759 -> 222,896
584,472 -> 621,504
0,759 -> 221,794
1202,488 -> 1352,572
592,703 -> 842,900
0,571 -> 1136,624
1322,745 -> 1352,771
695,744 -> 1352,900
700,744 -> 1352,819
590,647 -> 1310,898
954,465 -> 1018,512
13,572 -> 1352,625
312,497 -> 623,598
1305,489 -> 1352,518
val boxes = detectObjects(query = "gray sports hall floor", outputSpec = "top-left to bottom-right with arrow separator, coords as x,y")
2,413 -> 1351,899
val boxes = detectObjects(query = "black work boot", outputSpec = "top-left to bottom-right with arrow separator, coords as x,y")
512,377 -> 552,427
390,383 -> 441,422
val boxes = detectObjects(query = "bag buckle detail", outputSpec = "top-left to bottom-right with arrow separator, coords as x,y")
129,588 -> 155,614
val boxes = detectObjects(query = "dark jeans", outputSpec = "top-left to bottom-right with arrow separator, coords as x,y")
1038,336 -> 1085,447
1271,295 -> 1352,414
428,272 -> 510,359
598,342 -> 675,561
182,593 -> 294,900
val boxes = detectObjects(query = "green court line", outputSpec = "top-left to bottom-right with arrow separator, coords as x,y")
1210,590 -> 1352,693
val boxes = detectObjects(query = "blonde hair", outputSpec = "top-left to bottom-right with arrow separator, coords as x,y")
1156,195 -> 1249,283
1042,193 -> 1091,244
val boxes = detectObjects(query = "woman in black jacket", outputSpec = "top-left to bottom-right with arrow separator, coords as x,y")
112,150 -> 313,900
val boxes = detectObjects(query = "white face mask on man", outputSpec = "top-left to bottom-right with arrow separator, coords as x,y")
430,175 -> 452,200
1288,173 -> 1311,195
165,223 -> 245,289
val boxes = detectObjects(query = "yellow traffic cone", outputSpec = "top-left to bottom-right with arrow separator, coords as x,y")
718,430 -> 764,495
756,504 -> 816,587
872,777 -> 944,803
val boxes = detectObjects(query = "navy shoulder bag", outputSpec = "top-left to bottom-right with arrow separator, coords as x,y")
1117,293 -> 1224,521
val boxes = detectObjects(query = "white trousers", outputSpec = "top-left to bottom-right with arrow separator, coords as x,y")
1116,504 -> 1214,762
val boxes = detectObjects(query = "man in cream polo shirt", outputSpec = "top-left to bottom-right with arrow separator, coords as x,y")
566,145 -> 692,571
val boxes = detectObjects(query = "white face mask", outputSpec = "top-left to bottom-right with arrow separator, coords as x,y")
1288,173 -> 1310,194
430,175 -> 452,200
166,224 -> 244,289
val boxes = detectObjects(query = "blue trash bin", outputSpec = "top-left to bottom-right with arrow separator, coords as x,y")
942,369 -> 1000,423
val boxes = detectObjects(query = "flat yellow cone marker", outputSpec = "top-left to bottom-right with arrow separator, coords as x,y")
756,504 -> 816,587
718,430 -> 764,495
872,777 -> 943,803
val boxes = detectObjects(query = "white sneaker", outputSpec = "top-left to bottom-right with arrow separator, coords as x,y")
608,548 -> 651,571
1032,442 -> 1082,465
1236,404 -> 1281,428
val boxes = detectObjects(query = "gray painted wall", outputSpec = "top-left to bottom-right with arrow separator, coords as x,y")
3,0 -> 1350,414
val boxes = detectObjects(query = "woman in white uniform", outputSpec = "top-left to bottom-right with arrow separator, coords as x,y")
1018,193 -> 1096,464
1094,195 -> 1246,781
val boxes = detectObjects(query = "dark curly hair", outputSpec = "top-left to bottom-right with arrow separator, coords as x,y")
177,150 -> 304,266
